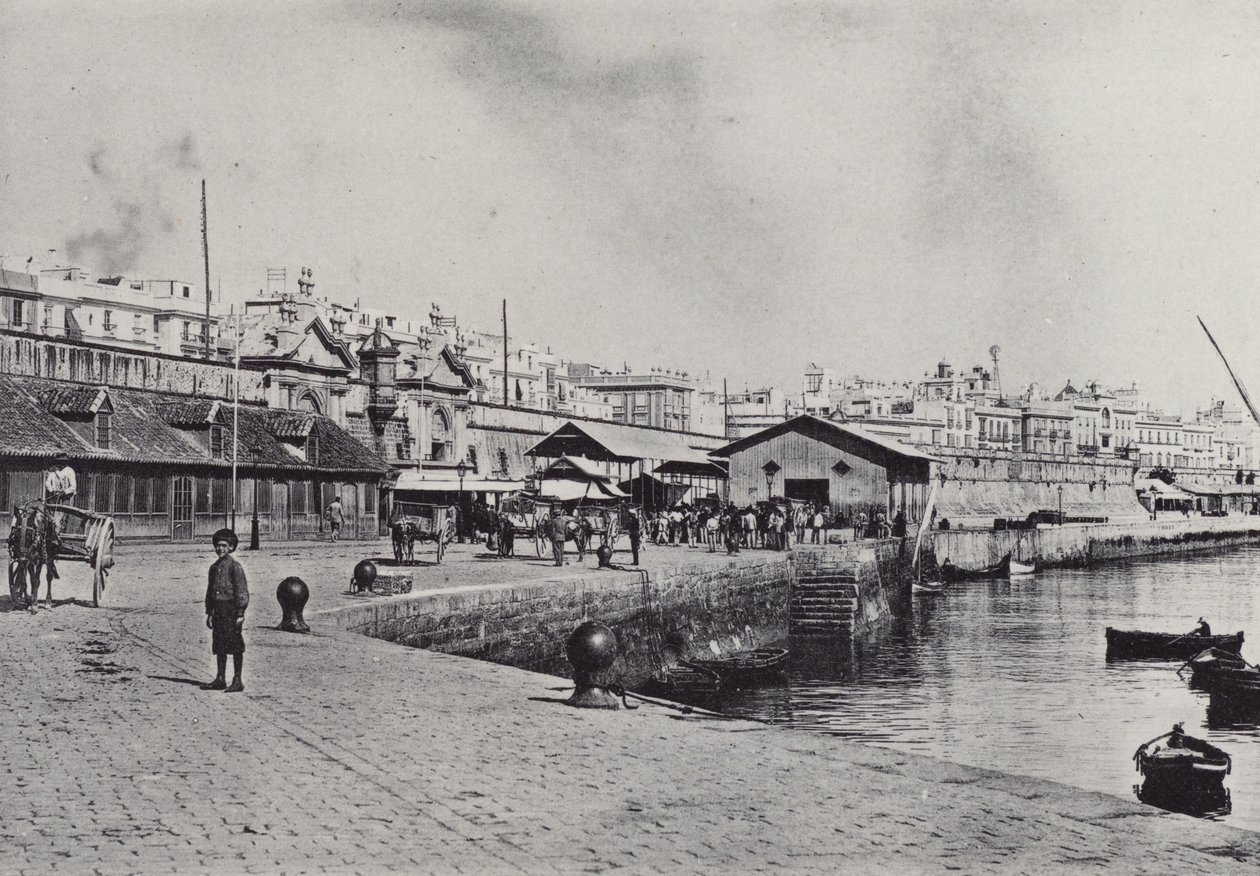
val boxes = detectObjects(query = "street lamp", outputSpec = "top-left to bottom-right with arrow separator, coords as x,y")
765,470 -> 775,501
1057,484 -> 1063,525
456,460 -> 468,544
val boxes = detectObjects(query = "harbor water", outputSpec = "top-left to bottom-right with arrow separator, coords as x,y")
720,545 -> 1260,830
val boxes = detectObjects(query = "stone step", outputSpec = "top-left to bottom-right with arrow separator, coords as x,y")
795,574 -> 859,584
791,599 -> 858,610
791,584 -> 858,594
790,611 -> 856,622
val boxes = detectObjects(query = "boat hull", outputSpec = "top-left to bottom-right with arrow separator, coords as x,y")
688,647 -> 789,682
1106,628 -> 1244,660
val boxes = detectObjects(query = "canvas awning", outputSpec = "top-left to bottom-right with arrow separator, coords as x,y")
653,458 -> 729,478
393,471 -> 524,493
1135,479 -> 1194,501
535,478 -> 628,502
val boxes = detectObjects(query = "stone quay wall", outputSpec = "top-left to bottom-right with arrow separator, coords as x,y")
331,554 -> 796,686
930,515 -> 1260,570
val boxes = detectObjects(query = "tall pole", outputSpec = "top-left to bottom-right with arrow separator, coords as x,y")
201,179 -> 211,360
723,378 -> 730,439
231,312 -> 240,531
502,298 -> 509,407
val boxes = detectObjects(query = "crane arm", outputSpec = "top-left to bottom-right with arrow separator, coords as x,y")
1198,316 -> 1260,428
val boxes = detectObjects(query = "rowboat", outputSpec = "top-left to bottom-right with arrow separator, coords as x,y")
1008,558 -> 1036,576
1182,647 -> 1255,688
941,553 -> 1011,581
1105,627 -> 1244,660
648,663 -> 722,699
1134,724 -> 1230,795
912,579 -> 946,594
687,647 -> 789,681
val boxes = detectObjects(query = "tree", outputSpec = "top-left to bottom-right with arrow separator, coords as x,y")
1148,467 -> 1176,485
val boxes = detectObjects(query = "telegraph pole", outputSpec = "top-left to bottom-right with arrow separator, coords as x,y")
502,298 -> 509,406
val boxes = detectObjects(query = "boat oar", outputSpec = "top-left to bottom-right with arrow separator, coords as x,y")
1162,630 -> 1200,650
1133,727 -> 1175,769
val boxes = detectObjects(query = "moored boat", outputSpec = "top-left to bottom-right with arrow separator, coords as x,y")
941,553 -> 1011,581
1134,724 -> 1231,795
1106,627 -> 1244,660
912,579 -> 946,594
648,662 -> 722,699
1007,558 -> 1036,576
1182,647 -> 1255,687
687,647 -> 789,681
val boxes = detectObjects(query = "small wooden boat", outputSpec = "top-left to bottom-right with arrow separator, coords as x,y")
1007,558 -> 1036,576
912,579 -> 946,594
1182,647 -> 1255,687
941,553 -> 1011,581
687,647 -> 789,681
1106,627 -> 1244,660
648,662 -> 722,699
1134,724 -> 1230,795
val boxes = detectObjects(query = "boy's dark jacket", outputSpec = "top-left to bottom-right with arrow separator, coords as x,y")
206,555 -> 249,616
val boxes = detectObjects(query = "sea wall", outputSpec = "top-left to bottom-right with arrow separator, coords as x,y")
929,515 -> 1260,570
331,554 -> 795,686
922,447 -> 1146,527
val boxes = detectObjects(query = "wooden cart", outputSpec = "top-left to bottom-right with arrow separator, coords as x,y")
7,502 -> 115,608
391,501 -> 456,564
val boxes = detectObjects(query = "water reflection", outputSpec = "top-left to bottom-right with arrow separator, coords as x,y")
1135,783 -> 1233,819
714,546 -> 1260,829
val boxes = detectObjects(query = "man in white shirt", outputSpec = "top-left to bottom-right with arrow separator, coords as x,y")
45,453 -> 77,504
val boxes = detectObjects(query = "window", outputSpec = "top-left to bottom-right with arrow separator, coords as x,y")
291,480 -> 311,514
103,310 -> 114,331
183,321 -> 191,341
113,475 -> 132,514
364,485 -> 376,514
95,412 -> 112,449
256,479 -> 272,514
94,474 -> 113,513
212,479 -> 231,514
134,476 -> 150,513
305,435 -> 319,464
210,425 -> 225,459
182,285 -> 190,298
11,300 -> 24,328
152,477 -> 168,512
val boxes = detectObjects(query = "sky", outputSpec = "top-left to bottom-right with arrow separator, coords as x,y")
4,0 -> 1260,416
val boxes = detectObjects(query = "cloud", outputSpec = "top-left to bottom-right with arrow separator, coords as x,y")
161,132 -> 201,171
64,201 -> 148,275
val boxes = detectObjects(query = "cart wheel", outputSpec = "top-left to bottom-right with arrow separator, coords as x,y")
535,531 -> 548,557
435,537 -> 445,565
91,563 -> 103,608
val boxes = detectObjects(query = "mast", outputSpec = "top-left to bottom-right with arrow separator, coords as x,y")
1198,316 -> 1260,426
201,180 -> 211,359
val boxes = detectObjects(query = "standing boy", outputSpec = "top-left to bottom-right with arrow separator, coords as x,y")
202,528 -> 249,693
627,508 -> 642,565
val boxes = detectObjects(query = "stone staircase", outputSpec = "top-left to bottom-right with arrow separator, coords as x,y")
789,555 -> 863,638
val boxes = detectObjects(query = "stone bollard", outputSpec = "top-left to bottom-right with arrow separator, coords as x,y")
565,621 -> 621,709
276,576 -> 311,633
351,559 -> 378,594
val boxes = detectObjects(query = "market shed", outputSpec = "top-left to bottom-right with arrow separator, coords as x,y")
712,415 -> 934,522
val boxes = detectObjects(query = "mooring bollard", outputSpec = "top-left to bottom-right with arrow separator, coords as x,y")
351,559 -> 378,594
565,621 -> 621,709
276,576 -> 311,633
595,544 -> 613,569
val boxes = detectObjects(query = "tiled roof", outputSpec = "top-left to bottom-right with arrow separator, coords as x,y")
157,399 -> 221,427
0,373 -> 389,476
269,413 -> 315,439
44,385 -> 108,416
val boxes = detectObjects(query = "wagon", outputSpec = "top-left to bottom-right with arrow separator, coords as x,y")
7,501 -> 115,608
391,501 -> 456,564
572,503 -> 621,550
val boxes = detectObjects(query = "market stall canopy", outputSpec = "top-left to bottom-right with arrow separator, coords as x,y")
526,420 -> 716,466
653,458 -> 729,479
535,478 -> 628,502
1135,479 -> 1195,502
394,471 -> 524,493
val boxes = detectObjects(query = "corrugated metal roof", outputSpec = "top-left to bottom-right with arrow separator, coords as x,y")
526,419 -> 714,465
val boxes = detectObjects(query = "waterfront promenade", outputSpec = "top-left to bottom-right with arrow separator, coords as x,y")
4,539 -> 1260,874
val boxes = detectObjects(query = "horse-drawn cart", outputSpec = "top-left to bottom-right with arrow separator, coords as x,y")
7,502 -> 115,609
572,503 -> 621,551
390,501 -> 456,565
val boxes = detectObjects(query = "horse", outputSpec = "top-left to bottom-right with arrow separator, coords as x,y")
7,502 -> 58,611
391,519 -> 418,564
468,502 -> 501,551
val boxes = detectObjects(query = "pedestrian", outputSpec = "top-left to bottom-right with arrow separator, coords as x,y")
854,510 -> 868,539
811,508 -> 824,543
627,508 -> 642,565
725,509 -> 741,555
498,516 -> 515,558
550,509 -> 571,567
202,528 -> 248,693
705,510 -> 719,552
325,495 -> 344,542
892,509 -> 907,538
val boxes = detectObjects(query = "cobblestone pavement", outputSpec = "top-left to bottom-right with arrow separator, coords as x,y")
3,538 -> 1260,874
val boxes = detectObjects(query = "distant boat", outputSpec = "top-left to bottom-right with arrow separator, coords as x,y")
1008,558 -> 1036,576
1134,724 -> 1231,796
941,553 -> 1010,581
1106,627 -> 1244,660
1183,647 -> 1255,687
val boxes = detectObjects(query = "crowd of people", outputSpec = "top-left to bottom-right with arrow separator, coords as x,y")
642,501 -> 858,554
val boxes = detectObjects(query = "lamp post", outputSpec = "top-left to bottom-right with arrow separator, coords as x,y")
765,470 -> 775,502
1057,484 -> 1063,525
456,459 -> 468,544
